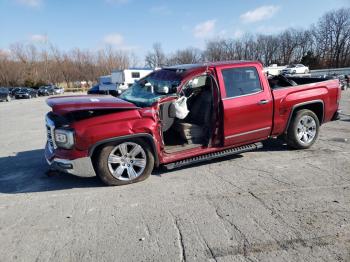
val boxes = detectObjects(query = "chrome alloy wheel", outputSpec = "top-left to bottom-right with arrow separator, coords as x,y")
296,115 -> 316,144
107,142 -> 147,181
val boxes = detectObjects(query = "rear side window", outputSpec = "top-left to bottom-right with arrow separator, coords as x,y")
222,67 -> 262,98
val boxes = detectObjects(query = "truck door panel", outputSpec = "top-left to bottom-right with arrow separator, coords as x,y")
217,66 -> 273,146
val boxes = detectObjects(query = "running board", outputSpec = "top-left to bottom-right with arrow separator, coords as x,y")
163,142 -> 263,170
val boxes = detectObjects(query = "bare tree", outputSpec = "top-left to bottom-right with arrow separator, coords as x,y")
314,8 -> 350,67
145,43 -> 166,68
167,47 -> 203,65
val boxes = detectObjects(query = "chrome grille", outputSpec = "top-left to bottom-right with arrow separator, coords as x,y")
46,115 -> 57,152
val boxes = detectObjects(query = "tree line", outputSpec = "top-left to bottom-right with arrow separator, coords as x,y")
146,8 -> 350,69
0,7 -> 349,88
0,44 -> 134,88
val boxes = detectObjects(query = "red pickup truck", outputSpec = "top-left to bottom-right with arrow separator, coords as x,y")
45,61 -> 341,186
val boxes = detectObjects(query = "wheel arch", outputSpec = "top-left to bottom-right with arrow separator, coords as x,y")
89,133 -> 159,167
285,100 -> 324,133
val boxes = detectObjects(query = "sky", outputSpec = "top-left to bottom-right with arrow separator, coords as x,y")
0,0 -> 349,60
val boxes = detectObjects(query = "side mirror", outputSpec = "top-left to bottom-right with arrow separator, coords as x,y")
157,85 -> 169,94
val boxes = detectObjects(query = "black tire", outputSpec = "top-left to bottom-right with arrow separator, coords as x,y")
95,139 -> 154,186
285,109 -> 320,149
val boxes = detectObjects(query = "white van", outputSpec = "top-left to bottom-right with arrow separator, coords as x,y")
112,68 -> 153,93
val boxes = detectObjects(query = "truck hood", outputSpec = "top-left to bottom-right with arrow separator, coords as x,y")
47,95 -> 138,115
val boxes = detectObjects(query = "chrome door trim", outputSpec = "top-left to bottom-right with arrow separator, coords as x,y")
222,90 -> 264,100
225,127 -> 271,139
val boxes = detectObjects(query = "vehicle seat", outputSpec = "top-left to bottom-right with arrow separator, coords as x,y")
174,122 -> 204,144
160,101 -> 175,132
175,77 -> 213,144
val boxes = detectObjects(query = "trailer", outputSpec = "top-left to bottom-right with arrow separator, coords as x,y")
111,68 -> 153,93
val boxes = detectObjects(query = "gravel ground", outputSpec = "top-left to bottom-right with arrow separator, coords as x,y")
0,92 -> 349,262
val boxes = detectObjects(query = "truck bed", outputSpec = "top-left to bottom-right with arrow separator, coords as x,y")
269,77 -> 340,136
269,76 -> 329,90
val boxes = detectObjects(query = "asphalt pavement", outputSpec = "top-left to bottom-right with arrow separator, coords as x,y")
0,92 -> 349,262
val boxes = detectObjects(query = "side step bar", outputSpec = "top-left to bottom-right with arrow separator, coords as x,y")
163,142 -> 263,170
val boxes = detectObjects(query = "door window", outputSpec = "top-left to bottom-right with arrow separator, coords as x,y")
131,72 -> 140,78
222,67 -> 262,98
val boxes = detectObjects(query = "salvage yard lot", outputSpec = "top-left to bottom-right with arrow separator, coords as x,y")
0,92 -> 349,261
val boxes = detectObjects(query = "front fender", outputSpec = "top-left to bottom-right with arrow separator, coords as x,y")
88,133 -> 160,167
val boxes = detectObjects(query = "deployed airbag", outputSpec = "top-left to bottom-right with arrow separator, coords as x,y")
173,96 -> 189,119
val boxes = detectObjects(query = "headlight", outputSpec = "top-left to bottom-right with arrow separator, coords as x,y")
54,129 -> 74,149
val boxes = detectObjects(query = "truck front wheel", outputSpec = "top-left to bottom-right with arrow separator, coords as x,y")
286,109 -> 319,149
95,139 -> 154,186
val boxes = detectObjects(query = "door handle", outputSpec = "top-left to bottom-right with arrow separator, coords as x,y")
258,99 -> 269,105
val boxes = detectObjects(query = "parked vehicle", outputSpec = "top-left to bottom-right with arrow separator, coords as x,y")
87,84 -> 118,96
264,64 -> 287,76
10,87 -> 21,96
345,75 -> 350,90
323,74 -> 348,91
45,61 -> 341,186
38,86 -> 55,96
281,64 -> 309,74
112,68 -> 153,94
88,84 -> 104,95
0,87 -> 13,102
53,86 -> 64,94
15,88 -> 38,99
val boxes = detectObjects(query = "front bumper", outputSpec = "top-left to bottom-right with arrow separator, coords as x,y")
45,143 -> 96,177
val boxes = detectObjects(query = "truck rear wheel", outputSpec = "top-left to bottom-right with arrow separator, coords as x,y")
286,109 -> 319,149
95,139 -> 154,186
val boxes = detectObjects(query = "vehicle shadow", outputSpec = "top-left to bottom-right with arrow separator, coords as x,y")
0,149 -> 103,194
339,112 -> 350,122
153,139 -> 290,176
0,140 -> 290,193
259,138 -> 290,152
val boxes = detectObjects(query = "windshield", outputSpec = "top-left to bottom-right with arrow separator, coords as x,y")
119,72 -> 181,107
287,64 -> 296,68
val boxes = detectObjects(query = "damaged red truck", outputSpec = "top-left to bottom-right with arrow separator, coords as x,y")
45,61 -> 341,186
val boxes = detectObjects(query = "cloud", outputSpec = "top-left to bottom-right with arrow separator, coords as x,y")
218,29 -> 228,37
103,33 -> 138,51
16,0 -> 42,7
193,19 -> 216,38
240,5 -> 280,23
103,33 -> 124,46
30,34 -> 48,43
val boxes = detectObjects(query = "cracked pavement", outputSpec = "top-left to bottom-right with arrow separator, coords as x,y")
0,91 -> 350,261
